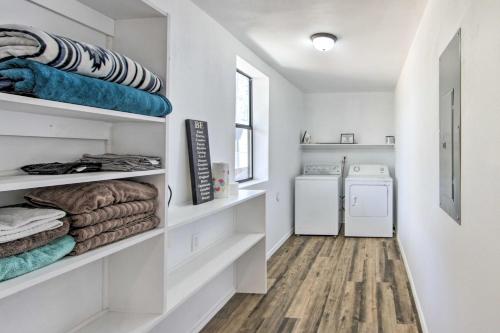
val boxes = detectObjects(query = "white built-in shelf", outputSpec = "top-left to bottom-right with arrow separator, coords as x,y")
301,143 -> 395,149
168,190 -> 266,231
0,93 -> 166,124
166,233 -> 265,314
0,169 -> 165,192
0,227 -> 164,300
70,311 -> 162,333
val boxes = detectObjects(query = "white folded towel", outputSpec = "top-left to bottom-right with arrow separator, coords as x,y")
0,207 -> 65,243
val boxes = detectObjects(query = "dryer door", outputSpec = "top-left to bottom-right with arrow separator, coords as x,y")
349,184 -> 388,217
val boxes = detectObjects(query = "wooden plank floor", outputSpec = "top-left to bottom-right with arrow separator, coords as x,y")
202,234 -> 422,333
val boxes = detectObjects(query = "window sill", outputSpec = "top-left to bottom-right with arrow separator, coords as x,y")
239,178 -> 268,189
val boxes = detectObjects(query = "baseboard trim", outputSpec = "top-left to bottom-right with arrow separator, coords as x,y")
396,236 -> 429,333
266,229 -> 293,260
191,288 -> 236,333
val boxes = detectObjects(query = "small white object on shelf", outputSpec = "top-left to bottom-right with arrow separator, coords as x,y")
168,189 -> 265,230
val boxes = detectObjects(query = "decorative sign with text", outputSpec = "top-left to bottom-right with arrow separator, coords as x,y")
185,119 -> 214,205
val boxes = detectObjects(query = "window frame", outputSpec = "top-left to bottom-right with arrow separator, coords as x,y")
235,69 -> 254,183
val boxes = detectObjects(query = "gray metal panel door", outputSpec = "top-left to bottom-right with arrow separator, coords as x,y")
439,30 -> 461,223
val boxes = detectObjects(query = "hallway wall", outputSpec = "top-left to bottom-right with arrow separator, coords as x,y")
146,0 -> 304,331
395,0 -> 500,332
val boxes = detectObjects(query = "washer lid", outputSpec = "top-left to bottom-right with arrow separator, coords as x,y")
296,175 -> 341,180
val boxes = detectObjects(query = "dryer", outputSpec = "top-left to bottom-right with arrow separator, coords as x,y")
295,164 -> 341,235
345,164 -> 393,237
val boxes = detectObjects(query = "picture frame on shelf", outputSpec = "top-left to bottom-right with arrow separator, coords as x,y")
340,133 -> 355,144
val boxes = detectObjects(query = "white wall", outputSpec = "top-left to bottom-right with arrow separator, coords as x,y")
302,92 -> 395,178
395,0 -> 500,332
155,0 -> 303,251
146,0 -> 303,331
304,92 -> 394,144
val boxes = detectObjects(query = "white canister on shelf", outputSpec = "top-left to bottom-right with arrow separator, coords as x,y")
212,162 -> 230,198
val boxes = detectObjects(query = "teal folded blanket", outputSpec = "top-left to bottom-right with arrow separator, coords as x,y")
0,235 -> 75,282
0,59 -> 172,117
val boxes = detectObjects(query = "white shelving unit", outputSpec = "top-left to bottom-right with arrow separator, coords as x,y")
166,190 -> 267,316
0,3 -> 268,332
167,232 -> 265,313
301,143 -> 395,149
0,1 -> 171,333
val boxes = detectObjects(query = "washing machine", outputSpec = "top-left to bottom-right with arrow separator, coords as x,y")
295,164 -> 342,235
345,164 -> 393,237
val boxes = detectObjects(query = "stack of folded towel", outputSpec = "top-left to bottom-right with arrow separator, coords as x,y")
80,154 -> 162,172
0,24 -> 172,117
25,180 -> 160,256
0,206 -> 75,281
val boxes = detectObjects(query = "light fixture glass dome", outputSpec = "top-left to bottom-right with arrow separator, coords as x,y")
311,33 -> 338,52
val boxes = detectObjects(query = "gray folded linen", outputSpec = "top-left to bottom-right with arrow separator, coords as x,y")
80,153 -> 161,172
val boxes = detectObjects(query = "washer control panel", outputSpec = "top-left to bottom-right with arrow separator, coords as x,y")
303,164 -> 342,175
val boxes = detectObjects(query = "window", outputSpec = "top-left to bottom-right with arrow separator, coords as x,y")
235,70 -> 253,182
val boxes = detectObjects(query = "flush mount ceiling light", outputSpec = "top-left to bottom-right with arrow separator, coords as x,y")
311,33 -> 338,52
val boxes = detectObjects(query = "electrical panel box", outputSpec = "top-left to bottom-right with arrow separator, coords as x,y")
439,30 -> 461,224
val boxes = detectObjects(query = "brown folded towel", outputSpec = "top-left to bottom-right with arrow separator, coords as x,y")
70,216 -> 160,256
69,212 -> 154,242
0,219 -> 70,258
25,180 -> 158,215
66,200 -> 156,228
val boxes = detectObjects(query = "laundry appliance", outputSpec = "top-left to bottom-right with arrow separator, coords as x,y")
345,164 -> 393,237
295,164 -> 342,235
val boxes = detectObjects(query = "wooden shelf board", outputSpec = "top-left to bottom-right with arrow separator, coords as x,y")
0,228 -> 164,300
166,233 -> 265,314
301,143 -> 395,149
0,93 -> 166,124
168,190 -> 266,231
0,169 -> 165,192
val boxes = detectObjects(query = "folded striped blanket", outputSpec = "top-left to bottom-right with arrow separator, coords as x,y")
70,215 -> 159,256
0,24 -> 163,93
25,180 -> 158,215
69,212 -> 154,242
66,200 -> 157,228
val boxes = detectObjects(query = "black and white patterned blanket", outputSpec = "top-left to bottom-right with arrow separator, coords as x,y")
0,24 -> 163,93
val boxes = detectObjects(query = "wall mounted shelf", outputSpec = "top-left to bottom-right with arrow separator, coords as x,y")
301,143 -> 395,149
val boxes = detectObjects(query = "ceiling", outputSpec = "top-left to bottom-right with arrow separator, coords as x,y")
191,0 -> 427,93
